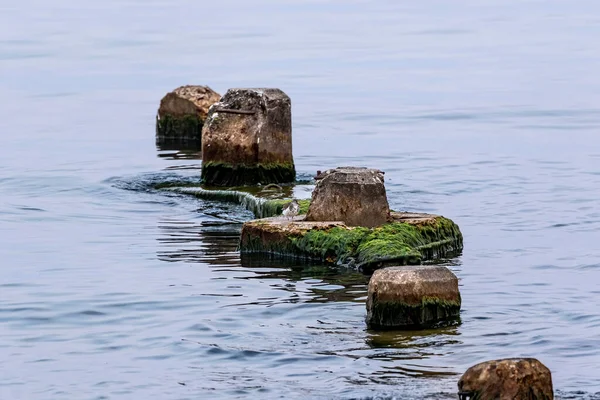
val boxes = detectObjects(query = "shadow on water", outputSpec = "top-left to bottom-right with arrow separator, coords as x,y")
366,326 -> 461,351
241,253 -> 371,303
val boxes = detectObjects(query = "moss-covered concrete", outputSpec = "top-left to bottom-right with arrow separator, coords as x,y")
156,183 -> 311,219
239,212 -> 463,271
356,214 -> 463,270
366,265 -> 461,329
156,114 -> 203,142
200,161 -> 296,187
153,180 -> 463,271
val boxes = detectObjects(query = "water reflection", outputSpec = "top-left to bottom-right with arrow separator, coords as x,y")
154,207 -> 470,397
156,211 -> 372,298
156,140 -> 202,160
366,326 -> 461,350
156,211 -> 464,365
156,218 -> 241,264
241,253 -> 370,303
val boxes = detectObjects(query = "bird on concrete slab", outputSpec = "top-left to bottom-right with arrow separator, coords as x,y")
282,199 -> 300,220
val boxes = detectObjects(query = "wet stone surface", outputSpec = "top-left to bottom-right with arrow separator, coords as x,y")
156,85 -> 221,143
239,212 -> 463,270
366,265 -> 461,330
305,166 -> 390,228
201,88 -> 295,186
458,358 -> 554,400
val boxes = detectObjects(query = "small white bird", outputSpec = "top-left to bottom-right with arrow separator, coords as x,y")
282,199 -> 300,220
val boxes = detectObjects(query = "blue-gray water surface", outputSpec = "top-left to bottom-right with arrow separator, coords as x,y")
2,1 -> 600,399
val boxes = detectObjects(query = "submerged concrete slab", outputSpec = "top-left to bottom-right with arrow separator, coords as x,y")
239,212 -> 463,270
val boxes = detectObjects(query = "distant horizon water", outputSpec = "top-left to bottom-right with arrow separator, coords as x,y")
2,1 -> 600,399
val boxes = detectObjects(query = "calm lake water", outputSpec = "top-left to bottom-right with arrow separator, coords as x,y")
3,1 -> 600,399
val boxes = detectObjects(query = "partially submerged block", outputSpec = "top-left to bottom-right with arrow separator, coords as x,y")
156,182 -> 311,219
366,265 -> 461,329
458,358 -> 553,400
156,85 -> 221,144
201,88 -> 296,186
239,212 -> 463,270
305,167 -> 390,228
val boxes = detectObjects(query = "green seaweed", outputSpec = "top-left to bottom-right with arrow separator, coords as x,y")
355,220 -> 459,269
201,161 -> 296,186
156,114 -> 203,141
291,226 -> 370,264
155,181 -> 312,219
356,239 -> 421,269
241,235 -> 306,260
272,218 -> 463,270
166,186 -> 307,218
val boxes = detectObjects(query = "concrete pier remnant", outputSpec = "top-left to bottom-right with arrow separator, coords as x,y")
240,212 -> 462,270
458,358 -> 554,400
156,85 -> 221,145
366,265 -> 461,329
305,166 -> 390,228
237,166 -> 462,269
201,88 -> 296,186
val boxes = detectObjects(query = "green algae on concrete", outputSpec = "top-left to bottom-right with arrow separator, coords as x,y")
157,183 -> 311,219
291,225 -> 370,265
239,212 -> 463,270
366,296 -> 461,330
240,219 -> 348,261
200,161 -> 296,187
366,265 -> 461,329
355,214 -> 463,271
356,239 -> 421,269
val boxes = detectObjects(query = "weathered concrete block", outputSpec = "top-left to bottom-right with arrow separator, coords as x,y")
366,265 -> 460,329
156,85 -> 221,144
201,88 -> 296,186
239,212 -> 463,269
458,358 -> 553,400
305,167 -> 390,228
